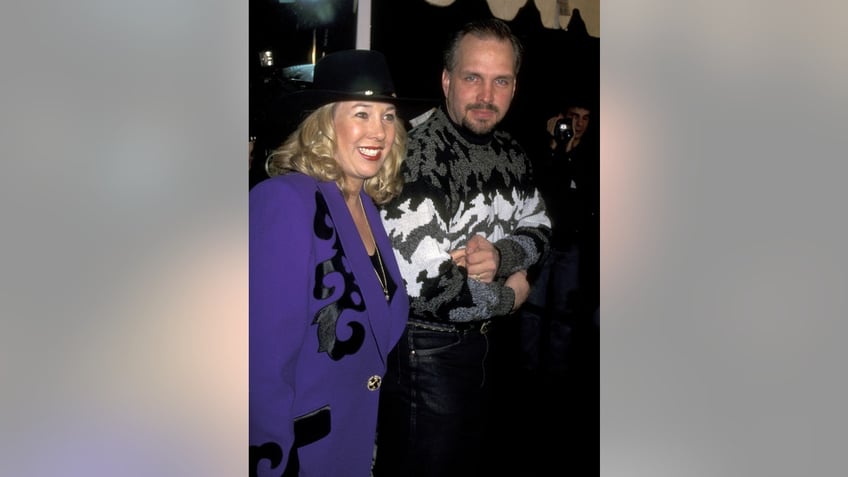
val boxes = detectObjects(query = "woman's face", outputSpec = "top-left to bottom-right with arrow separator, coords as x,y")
332,100 -> 397,189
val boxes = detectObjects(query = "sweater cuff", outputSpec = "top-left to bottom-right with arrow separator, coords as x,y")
492,285 -> 515,317
493,238 -> 522,279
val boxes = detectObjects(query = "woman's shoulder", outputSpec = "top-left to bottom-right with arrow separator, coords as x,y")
249,173 -> 322,212
252,172 -> 318,195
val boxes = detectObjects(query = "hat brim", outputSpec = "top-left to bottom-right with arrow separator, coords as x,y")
284,89 -> 439,125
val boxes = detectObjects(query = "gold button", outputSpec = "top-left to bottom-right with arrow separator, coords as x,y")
367,375 -> 382,391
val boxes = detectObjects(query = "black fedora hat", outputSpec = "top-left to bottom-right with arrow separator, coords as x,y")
286,49 -> 436,116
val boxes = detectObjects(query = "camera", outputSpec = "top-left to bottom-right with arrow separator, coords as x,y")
554,117 -> 574,142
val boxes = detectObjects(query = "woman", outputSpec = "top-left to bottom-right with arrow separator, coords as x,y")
249,50 -> 410,477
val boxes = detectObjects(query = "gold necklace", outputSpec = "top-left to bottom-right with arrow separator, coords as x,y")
359,196 -> 390,301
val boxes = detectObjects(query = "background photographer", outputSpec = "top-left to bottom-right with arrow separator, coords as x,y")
520,96 -> 598,385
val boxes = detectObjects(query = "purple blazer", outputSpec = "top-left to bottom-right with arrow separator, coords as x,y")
249,173 -> 409,477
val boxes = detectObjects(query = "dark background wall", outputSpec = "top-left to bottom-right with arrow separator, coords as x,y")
249,0 -> 598,182
371,0 -> 598,159
249,0 -> 356,147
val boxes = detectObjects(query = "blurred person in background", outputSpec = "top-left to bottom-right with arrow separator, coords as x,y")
522,97 -> 598,378
518,96 -> 599,466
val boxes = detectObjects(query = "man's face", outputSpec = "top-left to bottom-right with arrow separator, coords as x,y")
566,107 -> 592,140
442,36 -> 517,135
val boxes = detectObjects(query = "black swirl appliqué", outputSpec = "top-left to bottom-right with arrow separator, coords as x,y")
311,191 -> 366,360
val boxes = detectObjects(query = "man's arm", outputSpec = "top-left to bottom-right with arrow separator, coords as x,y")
493,187 -> 552,279
382,191 -> 520,321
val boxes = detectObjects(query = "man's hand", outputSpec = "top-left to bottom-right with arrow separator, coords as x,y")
546,114 -> 564,137
505,270 -> 529,311
449,248 -> 467,268
464,235 -> 499,283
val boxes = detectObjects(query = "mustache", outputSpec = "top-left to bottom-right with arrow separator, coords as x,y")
466,103 -> 499,114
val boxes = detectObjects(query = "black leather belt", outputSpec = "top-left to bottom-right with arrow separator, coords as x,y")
408,318 -> 492,334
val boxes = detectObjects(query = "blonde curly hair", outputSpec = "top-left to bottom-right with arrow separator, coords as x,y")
265,103 -> 407,205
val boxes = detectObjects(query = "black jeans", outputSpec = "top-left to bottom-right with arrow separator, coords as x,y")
519,246 -> 580,375
373,320 -> 496,477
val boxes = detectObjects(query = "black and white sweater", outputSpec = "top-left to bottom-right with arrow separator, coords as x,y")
380,106 -> 551,324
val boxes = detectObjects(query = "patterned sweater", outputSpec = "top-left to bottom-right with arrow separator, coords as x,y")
381,106 -> 551,323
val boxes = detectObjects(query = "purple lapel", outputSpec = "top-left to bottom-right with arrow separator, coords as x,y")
316,181 -> 394,364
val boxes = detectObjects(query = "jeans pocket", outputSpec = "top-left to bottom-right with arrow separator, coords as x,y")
408,328 -> 463,357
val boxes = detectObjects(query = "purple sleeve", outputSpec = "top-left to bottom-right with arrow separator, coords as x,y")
249,179 -> 312,473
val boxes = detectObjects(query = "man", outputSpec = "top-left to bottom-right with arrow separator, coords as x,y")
521,98 -> 598,378
374,18 -> 551,477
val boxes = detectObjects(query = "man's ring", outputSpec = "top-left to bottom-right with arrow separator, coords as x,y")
472,273 -> 481,280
